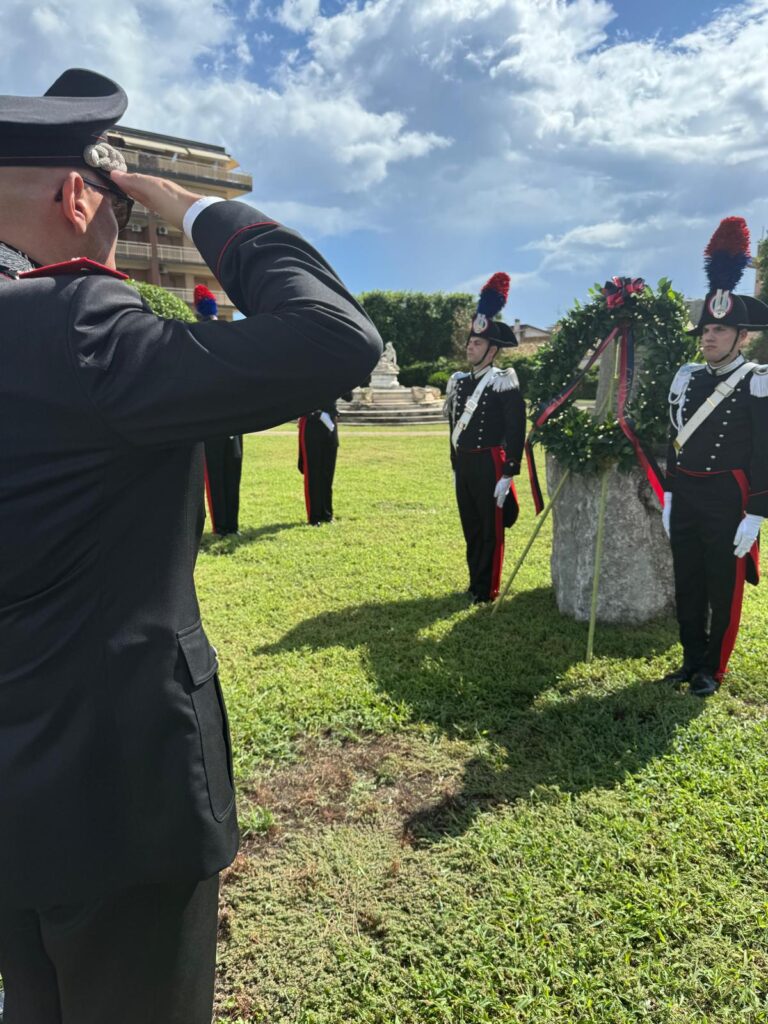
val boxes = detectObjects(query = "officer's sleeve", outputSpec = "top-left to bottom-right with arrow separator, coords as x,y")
747,388 -> 768,515
65,201 -> 382,446
501,388 -> 526,476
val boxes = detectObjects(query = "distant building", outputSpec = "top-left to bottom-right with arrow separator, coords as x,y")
511,318 -> 552,355
105,126 -> 253,322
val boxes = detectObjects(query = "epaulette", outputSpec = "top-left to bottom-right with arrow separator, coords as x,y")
490,367 -> 519,392
750,364 -> 768,398
669,362 -> 704,402
445,371 -> 469,397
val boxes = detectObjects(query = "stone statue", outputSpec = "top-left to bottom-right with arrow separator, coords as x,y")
381,342 -> 399,370
370,342 -> 401,389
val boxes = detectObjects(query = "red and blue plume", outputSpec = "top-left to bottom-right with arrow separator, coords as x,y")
704,217 -> 750,293
476,272 -> 510,317
194,283 -> 218,318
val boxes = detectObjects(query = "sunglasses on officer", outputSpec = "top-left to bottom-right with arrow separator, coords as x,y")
54,175 -> 134,232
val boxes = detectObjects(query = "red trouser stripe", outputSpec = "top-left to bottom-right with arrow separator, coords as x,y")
298,417 -> 312,522
716,555 -> 747,682
716,470 -> 759,680
203,461 -> 216,534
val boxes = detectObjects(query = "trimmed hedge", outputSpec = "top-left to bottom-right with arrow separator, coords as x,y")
427,370 -> 452,393
126,279 -> 197,322
357,290 -> 475,366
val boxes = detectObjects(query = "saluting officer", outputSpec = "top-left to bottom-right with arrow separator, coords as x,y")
445,273 -> 526,603
0,69 -> 381,1022
663,217 -> 768,697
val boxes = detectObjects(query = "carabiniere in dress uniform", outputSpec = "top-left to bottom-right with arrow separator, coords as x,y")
446,272 -> 526,603
663,217 -> 768,697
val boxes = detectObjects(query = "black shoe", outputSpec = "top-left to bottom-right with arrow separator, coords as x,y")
472,595 -> 492,605
662,664 -> 696,686
689,671 -> 720,698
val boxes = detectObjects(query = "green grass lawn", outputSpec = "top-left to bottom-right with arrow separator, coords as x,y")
201,428 -> 768,1024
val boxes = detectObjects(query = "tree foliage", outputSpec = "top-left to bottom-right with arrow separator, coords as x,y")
126,279 -> 197,323
357,290 -> 475,366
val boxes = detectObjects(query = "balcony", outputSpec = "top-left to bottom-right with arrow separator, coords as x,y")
116,240 -> 150,259
116,241 -> 207,266
158,243 -> 205,265
119,149 -> 251,190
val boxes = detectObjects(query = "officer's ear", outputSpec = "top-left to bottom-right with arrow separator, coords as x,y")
55,172 -> 92,236
737,329 -> 749,348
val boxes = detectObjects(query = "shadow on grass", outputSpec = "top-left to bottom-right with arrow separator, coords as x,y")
199,521 -> 302,554
260,588 -> 702,840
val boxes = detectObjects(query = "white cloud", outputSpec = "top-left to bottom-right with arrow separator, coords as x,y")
275,0 -> 321,33
2,0 -> 768,322
253,198 -> 375,236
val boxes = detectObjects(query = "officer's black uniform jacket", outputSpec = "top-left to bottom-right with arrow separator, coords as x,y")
446,366 -> 526,475
0,201 -> 382,907
666,355 -> 768,517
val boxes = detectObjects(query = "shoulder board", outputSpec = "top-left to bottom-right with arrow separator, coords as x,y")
18,258 -> 128,281
750,364 -> 768,397
445,371 -> 469,397
490,367 -> 519,392
669,362 -> 704,400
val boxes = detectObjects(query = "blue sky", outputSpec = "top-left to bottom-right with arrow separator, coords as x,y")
3,0 -> 768,328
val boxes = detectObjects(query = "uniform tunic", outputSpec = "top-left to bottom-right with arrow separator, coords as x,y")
0,201 -> 381,908
666,354 -> 768,679
447,366 -> 526,600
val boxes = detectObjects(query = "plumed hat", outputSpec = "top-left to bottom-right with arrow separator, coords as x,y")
469,272 -> 518,348
0,69 -> 128,172
194,284 -> 218,320
688,217 -> 768,334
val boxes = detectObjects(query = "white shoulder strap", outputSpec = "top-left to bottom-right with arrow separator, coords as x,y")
451,370 -> 497,449
674,362 -> 754,452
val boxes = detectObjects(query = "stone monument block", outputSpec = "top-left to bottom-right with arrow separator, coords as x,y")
547,455 -> 674,624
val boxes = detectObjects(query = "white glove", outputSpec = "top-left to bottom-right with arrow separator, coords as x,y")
734,513 -> 763,558
493,476 -> 512,508
319,411 -> 335,432
661,492 -> 672,538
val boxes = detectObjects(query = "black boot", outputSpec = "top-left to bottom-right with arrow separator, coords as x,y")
689,671 -> 720,697
662,664 -> 696,686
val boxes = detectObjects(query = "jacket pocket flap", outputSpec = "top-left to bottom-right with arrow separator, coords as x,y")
177,622 -> 218,686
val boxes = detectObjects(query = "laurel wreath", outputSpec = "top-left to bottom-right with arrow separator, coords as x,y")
526,279 -> 698,474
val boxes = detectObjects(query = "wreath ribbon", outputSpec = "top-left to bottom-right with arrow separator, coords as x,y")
525,322 -> 666,514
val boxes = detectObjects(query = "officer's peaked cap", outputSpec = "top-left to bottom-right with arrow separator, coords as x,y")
0,69 -> 127,168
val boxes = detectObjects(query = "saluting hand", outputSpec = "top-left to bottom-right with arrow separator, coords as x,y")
110,170 -> 203,231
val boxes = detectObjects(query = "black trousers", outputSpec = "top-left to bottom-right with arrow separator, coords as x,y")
204,435 -> 243,534
670,471 -> 749,679
0,875 -> 219,1024
455,448 -> 506,601
299,417 -> 338,524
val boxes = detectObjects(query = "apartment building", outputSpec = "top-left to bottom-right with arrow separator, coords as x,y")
105,126 -> 253,321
